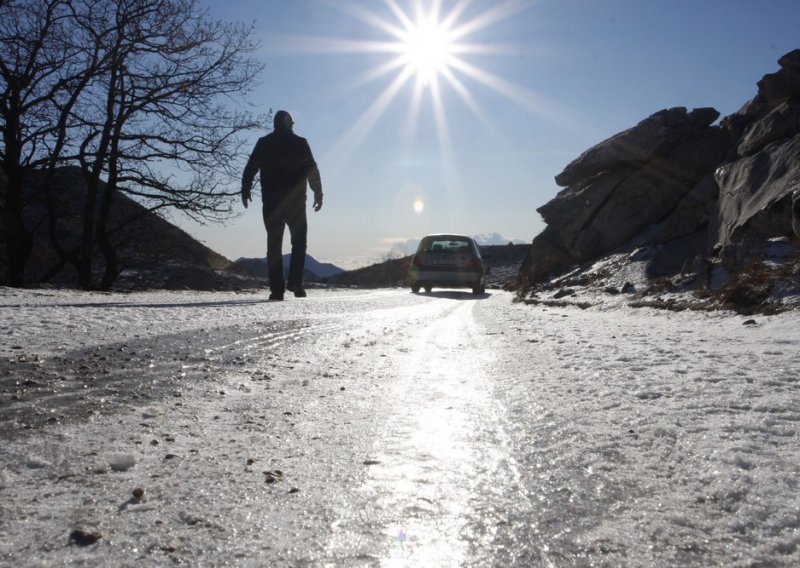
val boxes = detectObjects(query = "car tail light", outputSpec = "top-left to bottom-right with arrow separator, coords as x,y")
412,254 -> 422,267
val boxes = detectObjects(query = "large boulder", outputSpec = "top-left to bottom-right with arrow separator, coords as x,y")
793,189 -> 800,238
647,175 -> 719,245
527,107 -> 726,280
756,49 -> 800,107
555,107 -> 720,187
519,50 -> 800,291
737,98 -> 800,157
518,225 -> 572,286
711,133 -> 800,251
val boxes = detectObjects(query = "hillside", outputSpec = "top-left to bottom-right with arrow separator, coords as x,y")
0,167 -> 261,290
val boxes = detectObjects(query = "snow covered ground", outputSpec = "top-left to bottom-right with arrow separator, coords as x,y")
0,286 -> 798,566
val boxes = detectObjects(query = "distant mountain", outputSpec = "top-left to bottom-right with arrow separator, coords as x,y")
234,255 -> 345,281
387,233 -> 527,256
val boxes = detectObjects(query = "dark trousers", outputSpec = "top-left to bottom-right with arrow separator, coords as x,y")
262,200 -> 307,295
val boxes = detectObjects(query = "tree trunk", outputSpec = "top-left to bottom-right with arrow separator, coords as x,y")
77,164 -> 100,290
97,180 -> 117,291
2,203 -> 33,287
1,105 -> 32,287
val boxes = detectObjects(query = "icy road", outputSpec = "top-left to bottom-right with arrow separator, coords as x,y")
1,287 -> 799,566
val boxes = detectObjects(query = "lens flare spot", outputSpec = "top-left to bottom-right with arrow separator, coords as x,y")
413,198 -> 425,214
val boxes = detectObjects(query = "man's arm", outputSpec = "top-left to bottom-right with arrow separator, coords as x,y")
303,140 -> 323,212
241,140 -> 261,208
308,163 -> 323,212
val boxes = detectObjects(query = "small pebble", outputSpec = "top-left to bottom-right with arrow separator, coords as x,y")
264,470 -> 284,483
69,528 -> 101,546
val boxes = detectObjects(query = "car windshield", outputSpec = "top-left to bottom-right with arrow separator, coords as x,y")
420,238 -> 471,253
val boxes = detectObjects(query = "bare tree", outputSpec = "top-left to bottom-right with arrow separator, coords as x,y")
67,0 -> 264,289
1,0 -> 264,289
0,0 -> 91,286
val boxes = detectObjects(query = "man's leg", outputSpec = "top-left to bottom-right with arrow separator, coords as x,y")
286,204 -> 308,295
263,207 -> 286,298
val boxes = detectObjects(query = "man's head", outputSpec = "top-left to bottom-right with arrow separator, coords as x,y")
274,110 -> 294,132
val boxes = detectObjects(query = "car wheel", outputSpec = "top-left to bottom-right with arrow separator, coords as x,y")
472,286 -> 481,295
411,285 -> 420,293
424,286 -> 432,293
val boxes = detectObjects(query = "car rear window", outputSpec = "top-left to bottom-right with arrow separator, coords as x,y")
420,238 -> 472,253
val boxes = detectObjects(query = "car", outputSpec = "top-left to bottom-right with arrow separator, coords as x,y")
408,234 -> 487,295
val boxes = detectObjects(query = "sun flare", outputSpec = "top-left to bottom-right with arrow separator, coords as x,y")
308,1 -> 578,185
399,14 -> 454,86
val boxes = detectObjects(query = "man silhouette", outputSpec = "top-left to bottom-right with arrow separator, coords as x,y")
241,111 -> 323,300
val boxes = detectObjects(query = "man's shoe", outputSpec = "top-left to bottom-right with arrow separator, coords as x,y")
269,293 -> 284,301
287,285 -> 307,298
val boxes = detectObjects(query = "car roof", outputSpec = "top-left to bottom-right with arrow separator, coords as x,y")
420,234 -> 473,241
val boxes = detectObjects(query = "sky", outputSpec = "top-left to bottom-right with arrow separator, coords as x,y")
178,0 -> 800,269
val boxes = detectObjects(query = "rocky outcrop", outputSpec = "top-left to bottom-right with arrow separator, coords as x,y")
793,189 -> 800,238
520,49 -> 800,292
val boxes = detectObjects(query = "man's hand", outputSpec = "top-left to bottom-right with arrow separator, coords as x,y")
241,189 -> 251,209
313,193 -> 323,212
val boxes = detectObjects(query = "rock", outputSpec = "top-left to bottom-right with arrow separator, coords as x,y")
106,453 -> 136,472
526,107 -> 726,283
711,133 -> 800,252
69,528 -> 102,546
568,167 -> 692,260
738,99 -> 800,157
518,49 -> 800,309
263,470 -> 284,483
757,49 -> 800,106
793,188 -> 800,238
132,487 -> 144,499
553,288 -> 575,299
555,107 -> 720,187
518,226 -> 573,284
647,176 -> 719,245
539,170 -> 631,244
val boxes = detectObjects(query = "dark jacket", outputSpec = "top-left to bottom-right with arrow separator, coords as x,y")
242,130 -> 322,206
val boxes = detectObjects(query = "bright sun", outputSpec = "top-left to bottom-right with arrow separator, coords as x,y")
400,15 -> 454,86
310,1 -> 556,180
